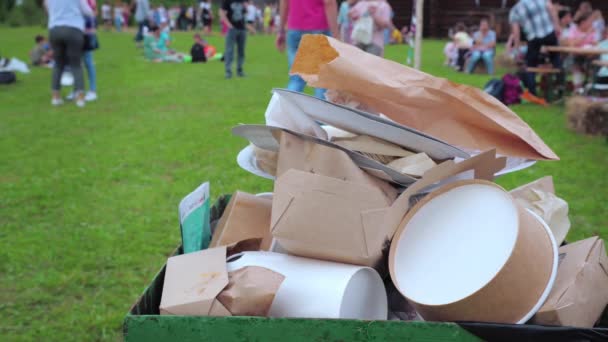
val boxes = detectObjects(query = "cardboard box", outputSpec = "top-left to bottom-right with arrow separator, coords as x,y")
159,246 -> 284,317
271,149 -> 506,268
210,191 -> 272,250
533,237 -> 608,328
159,247 -> 231,316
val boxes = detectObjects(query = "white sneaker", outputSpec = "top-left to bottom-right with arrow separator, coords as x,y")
51,98 -> 64,106
76,99 -> 86,108
85,91 -> 98,102
65,92 -> 75,101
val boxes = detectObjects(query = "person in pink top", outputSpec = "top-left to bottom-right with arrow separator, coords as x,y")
349,0 -> 392,56
566,11 -> 598,48
276,0 -> 338,99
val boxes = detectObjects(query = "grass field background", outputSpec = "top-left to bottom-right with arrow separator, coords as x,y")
1,27 -> 606,341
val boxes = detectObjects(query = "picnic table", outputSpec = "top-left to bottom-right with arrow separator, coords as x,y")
542,46 -> 608,97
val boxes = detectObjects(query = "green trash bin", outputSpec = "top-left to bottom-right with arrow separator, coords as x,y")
123,196 -> 608,342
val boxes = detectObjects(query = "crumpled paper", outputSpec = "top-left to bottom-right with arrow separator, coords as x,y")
510,176 -> 571,245
217,266 -> 285,317
515,189 -> 570,246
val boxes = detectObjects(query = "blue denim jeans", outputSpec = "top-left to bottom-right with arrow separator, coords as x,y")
466,50 -> 495,75
225,28 -> 247,76
287,29 -> 331,99
83,50 -> 96,92
115,17 -> 122,32
135,20 -> 148,42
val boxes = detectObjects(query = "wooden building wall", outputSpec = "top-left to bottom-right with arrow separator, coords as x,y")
388,0 -> 608,40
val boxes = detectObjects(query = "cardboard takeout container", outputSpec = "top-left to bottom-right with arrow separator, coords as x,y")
389,180 -> 558,324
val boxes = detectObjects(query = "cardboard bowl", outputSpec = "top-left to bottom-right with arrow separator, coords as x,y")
389,180 -> 558,324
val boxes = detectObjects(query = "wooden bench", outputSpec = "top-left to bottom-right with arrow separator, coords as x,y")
525,67 -> 564,103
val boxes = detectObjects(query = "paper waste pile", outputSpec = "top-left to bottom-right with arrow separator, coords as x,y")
160,35 -> 608,328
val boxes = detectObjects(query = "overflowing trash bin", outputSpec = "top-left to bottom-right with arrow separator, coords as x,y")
124,35 -> 608,342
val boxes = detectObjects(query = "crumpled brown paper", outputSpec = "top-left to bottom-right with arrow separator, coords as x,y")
510,176 -> 570,245
217,266 -> 285,317
291,35 -> 558,161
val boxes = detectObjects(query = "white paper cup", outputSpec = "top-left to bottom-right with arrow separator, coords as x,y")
389,180 -> 558,324
226,251 -> 388,320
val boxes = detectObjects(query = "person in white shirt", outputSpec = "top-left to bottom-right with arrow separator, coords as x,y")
246,2 -> 257,34
101,2 -> 112,30
45,0 -> 94,107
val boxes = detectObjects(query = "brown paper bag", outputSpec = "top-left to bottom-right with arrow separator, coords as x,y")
291,35 -> 558,161
217,266 -> 285,317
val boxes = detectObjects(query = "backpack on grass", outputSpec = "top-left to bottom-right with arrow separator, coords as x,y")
483,79 -> 504,103
502,74 -> 522,105
0,71 -> 16,85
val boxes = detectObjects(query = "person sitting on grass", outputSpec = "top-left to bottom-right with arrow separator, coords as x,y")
30,35 -> 54,67
144,25 -> 184,62
191,34 -> 208,63
157,20 -> 174,54
191,34 -> 222,62
466,18 -> 496,75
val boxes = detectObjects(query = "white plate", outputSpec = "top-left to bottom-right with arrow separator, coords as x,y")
236,144 -> 275,180
273,89 -> 469,161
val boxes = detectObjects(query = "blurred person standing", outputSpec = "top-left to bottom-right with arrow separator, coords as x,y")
45,0 -> 93,107
114,1 -> 124,31
263,3 -> 272,34
101,1 -> 112,30
221,0 -> 247,78
246,1 -> 257,34
276,0 -> 338,99
200,0 -> 213,35
134,0 -> 151,46
337,0 -> 354,43
67,0 -> 99,102
509,0 -> 561,95
349,0 -> 392,57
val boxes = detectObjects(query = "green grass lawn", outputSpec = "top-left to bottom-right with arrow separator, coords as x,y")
1,27 -> 606,341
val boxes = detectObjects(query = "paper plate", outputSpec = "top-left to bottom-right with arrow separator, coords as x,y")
236,144 -> 275,180
272,89 -> 470,161
233,124 -> 418,185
